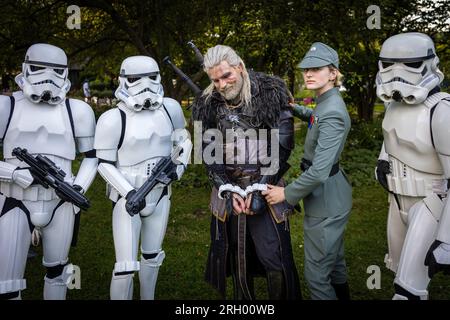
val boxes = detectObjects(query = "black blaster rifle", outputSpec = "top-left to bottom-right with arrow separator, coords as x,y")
12,147 -> 90,210
125,145 -> 183,216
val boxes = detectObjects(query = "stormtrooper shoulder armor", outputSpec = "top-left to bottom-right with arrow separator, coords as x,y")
94,108 -> 123,156
431,97 -> 450,156
68,98 -> 96,138
0,95 -> 12,139
163,97 -> 186,129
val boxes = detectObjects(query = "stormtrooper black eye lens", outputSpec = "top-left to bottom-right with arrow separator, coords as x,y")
127,77 -> 140,83
149,75 -> 158,81
54,68 -> 64,75
382,62 -> 394,68
404,61 -> 423,68
30,65 -> 45,72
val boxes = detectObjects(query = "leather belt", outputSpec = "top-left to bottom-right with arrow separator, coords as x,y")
300,158 -> 340,177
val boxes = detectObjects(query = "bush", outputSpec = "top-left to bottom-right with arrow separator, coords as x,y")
347,116 -> 384,150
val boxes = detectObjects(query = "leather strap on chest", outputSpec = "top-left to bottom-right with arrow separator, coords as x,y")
65,99 -> 76,141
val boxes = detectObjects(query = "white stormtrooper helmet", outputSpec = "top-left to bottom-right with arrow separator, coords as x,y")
15,43 -> 71,105
376,33 -> 444,104
115,56 -> 164,111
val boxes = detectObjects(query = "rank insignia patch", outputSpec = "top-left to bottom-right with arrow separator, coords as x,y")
308,115 -> 319,129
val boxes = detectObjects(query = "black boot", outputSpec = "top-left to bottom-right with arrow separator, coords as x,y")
266,270 -> 286,300
331,282 -> 350,300
232,272 -> 255,300
393,283 -> 421,300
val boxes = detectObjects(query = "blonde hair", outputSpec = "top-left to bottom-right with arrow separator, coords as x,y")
328,66 -> 343,87
202,45 -> 252,107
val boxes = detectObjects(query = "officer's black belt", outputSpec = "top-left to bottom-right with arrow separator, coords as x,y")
300,158 -> 340,176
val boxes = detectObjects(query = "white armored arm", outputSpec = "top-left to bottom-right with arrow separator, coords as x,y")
70,99 -> 98,192
0,95 -> 34,188
94,108 -> 133,198
0,161 -> 34,188
164,97 -> 192,180
0,95 -> 11,140
73,158 -> 98,193
70,99 -> 96,153
431,100 -> 450,243
97,162 -> 134,198
172,128 -> 192,180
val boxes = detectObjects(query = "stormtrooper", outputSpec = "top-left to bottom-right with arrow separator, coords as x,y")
375,32 -> 450,299
0,43 -> 97,299
94,56 -> 192,300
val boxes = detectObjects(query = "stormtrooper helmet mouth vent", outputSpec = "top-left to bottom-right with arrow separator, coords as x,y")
30,90 -> 62,104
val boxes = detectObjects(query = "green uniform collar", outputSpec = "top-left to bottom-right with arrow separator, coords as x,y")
316,87 -> 339,104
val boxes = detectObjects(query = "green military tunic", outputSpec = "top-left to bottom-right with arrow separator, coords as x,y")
284,87 -> 352,299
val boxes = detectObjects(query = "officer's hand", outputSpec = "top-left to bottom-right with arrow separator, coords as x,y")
424,240 -> 450,278
262,184 -> 285,205
232,193 -> 246,215
376,160 -> 390,192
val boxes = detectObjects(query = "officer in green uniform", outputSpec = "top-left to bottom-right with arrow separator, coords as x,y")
263,42 -> 352,300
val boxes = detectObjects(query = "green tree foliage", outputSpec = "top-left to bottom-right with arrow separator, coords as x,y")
0,0 -> 448,119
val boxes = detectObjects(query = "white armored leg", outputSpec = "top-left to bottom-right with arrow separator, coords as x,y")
139,251 -> 166,300
139,194 -> 170,300
393,194 -> 442,300
0,196 -> 31,298
43,263 -> 75,300
41,201 -> 74,267
385,194 -> 417,272
39,201 -> 75,300
110,271 -> 135,300
110,198 -> 141,300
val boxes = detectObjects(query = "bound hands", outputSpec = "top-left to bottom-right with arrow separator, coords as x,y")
231,184 -> 286,215
232,193 -> 255,215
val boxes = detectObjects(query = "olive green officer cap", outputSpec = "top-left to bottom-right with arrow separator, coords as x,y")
298,42 -> 339,69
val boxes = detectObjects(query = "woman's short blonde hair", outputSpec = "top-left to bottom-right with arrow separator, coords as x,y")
328,66 -> 343,87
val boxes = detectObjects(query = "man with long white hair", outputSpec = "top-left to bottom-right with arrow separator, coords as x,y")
192,45 -> 301,300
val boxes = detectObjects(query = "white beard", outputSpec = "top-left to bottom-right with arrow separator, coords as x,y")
220,74 -> 244,101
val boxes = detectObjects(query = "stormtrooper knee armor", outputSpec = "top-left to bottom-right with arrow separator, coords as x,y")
375,32 -> 450,299
95,55 -> 192,300
0,43 -> 97,299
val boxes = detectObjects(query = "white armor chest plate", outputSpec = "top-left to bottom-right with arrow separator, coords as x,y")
117,108 -> 173,167
383,101 -> 442,175
3,94 -> 75,160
